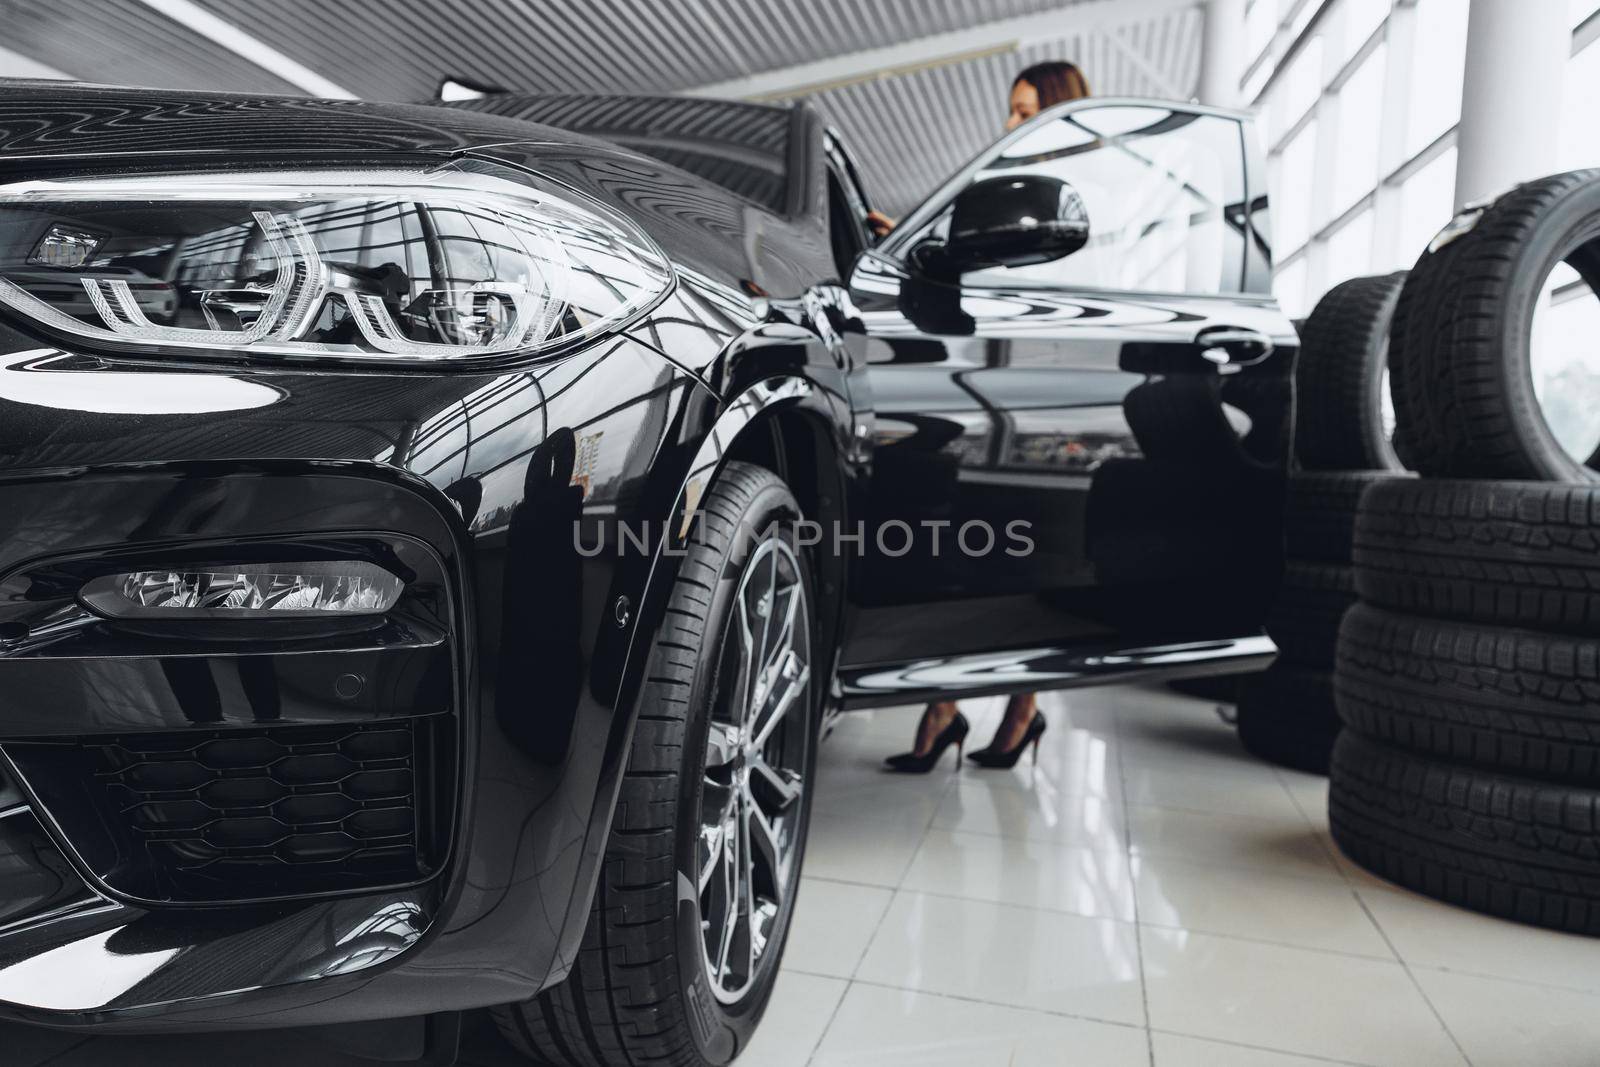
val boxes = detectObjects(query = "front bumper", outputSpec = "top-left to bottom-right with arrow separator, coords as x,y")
0,322 -> 700,1030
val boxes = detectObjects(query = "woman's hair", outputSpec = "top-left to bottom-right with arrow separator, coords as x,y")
1012,61 -> 1091,106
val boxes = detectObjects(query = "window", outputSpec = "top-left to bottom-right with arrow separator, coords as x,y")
1247,0 -> 1277,63
1395,146 -> 1458,269
1338,0 -> 1391,67
1243,58 -> 1273,103
1270,36 -> 1325,144
947,105 -> 1247,294
827,169 -> 868,278
1405,0 -> 1469,156
1330,43 -> 1387,218
1325,208 -> 1375,286
1274,118 -> 1319,255
452,96 -> 793,214
1275,256 -> 1310,318
1559,38 -> 1600,170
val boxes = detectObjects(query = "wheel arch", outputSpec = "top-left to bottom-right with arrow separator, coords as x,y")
674,377 -> 851,704
542,373 -> 851,990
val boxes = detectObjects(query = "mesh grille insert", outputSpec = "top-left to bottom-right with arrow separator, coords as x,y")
91,719 -> 426,898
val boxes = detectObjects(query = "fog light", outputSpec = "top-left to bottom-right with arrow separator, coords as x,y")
80,561 -> 403,619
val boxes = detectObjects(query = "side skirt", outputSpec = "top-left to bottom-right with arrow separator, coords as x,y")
837,634 -> 1276,710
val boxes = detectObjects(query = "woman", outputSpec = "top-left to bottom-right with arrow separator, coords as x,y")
882,59 -> 1091,773
866,59 -> 1092,238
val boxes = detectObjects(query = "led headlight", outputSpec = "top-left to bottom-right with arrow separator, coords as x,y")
0,160 -> 671,363
80,561 -> 404,619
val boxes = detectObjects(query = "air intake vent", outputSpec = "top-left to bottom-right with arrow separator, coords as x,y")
85,719 -> 436,901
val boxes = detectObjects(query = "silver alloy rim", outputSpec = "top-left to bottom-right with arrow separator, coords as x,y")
697,535 -> 810,1005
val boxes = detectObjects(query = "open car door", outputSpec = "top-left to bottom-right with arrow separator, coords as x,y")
837,98 -> 1294,708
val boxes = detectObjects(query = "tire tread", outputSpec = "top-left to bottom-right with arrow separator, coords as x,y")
1329,732 -> 1600,935
1295,271 -> 1407,471
493,461 -> 796,1066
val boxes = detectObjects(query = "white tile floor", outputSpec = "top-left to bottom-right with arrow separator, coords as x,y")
745,685 -> 1600,1067
8,683 -> 1600,1066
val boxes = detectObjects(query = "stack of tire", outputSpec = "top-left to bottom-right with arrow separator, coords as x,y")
1329,170 -> 1600,934
1236,271 -> 1409,773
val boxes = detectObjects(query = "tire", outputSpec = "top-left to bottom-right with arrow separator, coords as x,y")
1294,272 -> 1408,471
1284,470 -> 1406,564
494,462 -> 819,1066
1237,665 -> 1341,773
1336,603 -> 1600,783
1329,731 -> 1600,935
1352,478 -> 1600,633
1389,169 -> 1600,481
1265,562 -> 1356,668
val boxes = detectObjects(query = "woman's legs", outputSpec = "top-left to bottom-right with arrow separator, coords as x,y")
903,693 -> 1039,760
914,694 -> 1036,755
987,692 -> 1038,752
913,700 -> 962,756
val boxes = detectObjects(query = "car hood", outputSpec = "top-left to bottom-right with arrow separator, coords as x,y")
0,79 -> 599,163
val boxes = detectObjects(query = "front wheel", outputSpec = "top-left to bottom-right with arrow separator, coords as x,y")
494,461 -> 818,1066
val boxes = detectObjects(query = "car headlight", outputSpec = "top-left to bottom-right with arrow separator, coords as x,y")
80,561 -> 405,619
0,159 -> 672,364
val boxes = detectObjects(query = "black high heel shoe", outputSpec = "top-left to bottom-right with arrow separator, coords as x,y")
966,711 -> 1047,769
884,712 -> 970,773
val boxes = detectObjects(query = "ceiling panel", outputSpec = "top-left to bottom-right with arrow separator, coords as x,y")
0,0 -> 300,94
187,0 -> 1105,100
0,0 -> 1203,214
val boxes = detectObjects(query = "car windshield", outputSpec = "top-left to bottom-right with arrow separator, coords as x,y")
448,94 -> 793,215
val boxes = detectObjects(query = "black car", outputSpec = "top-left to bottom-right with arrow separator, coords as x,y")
0,83 -> 1291,1063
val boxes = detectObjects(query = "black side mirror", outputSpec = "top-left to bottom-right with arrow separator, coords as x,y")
912,174 -> 1089,279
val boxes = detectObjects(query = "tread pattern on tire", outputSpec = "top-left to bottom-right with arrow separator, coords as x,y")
1337,603 -> 1600,783
1352,477 -> 1600,632
1389,169 -> 1600,480
1237,664 -> 1340,774
1329,731 -> 1600,935
1284,471 -> 1406,564
493,461 -> 792,1067
1294,271 -> 1408,471
1265,561 -> 1356,668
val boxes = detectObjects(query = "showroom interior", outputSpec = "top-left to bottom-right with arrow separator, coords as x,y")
1,0 -> 1600,1064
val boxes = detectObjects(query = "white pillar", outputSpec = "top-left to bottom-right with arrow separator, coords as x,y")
1198,0 -> 1247,108
1454,0 -> 1568,209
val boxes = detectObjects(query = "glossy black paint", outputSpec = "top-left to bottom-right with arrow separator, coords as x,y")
0,82 -> 857,1032
924,174 -> 1091,277
835,100 -> 1294,676
0,809 -> 93,928
0,82 -> 1289,1032
839,252 -> 1293,668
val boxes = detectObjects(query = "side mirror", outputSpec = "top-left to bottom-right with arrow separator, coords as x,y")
912,174 -> 1089,279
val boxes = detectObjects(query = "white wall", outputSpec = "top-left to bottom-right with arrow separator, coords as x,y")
1243,0 -> 1600,317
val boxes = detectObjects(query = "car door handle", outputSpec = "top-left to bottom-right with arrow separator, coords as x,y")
1195,326 -> 1275,368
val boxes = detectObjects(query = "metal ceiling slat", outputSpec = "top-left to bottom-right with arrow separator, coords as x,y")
2,0 -> 300,94
14,0 -> 1154,102
4,0 -> 1202,218
675,2 -> 755,81
481,0 -> 597,92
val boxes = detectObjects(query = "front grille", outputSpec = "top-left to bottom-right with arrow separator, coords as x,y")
89,719 -> 433,900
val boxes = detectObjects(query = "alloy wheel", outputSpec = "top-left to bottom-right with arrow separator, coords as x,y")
696,535 -> 811,1005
